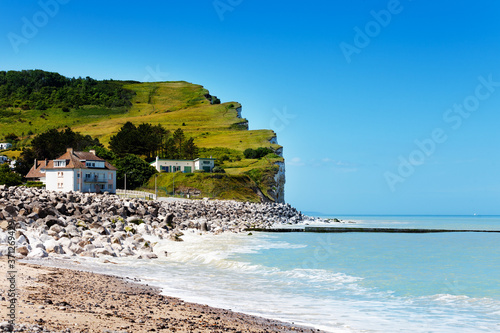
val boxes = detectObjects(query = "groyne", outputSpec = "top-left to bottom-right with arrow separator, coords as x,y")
246,227 -> 500,233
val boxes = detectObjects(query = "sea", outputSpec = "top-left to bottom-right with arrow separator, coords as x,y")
27,215 -> 500,333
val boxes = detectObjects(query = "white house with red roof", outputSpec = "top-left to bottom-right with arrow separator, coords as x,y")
26,148 -> 117,193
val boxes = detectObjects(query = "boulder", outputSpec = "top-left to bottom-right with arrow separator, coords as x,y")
55,202 -> 67,214
16,234 -> 29,246
3,204 -> 18,216
32,204 -> 47,218
27,248 -> 48,258
127,216 -> 143,224
49,224 -> 64,234
17,245 -> 30,256
95,248 -> 115,257
45,216 -> 64,229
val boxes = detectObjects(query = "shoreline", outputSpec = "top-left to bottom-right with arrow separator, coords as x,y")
1,258 -> 325,332
0,186 -> 337,332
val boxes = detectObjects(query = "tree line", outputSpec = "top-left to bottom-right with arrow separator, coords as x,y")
0,70 -> 136,111
14,127 -> 102,176
109,122 -> 198,160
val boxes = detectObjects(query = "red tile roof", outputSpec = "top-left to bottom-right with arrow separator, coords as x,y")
26,148 -> 117,177
26,160 -> 48,179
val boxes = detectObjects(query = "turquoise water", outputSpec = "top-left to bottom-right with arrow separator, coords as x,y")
232,215 -> 500,332
238,232 -> 500,299
32,215 -> 500,332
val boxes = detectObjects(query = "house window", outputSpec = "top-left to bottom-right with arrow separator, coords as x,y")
108,173 -> 112,180
57,182 -> 63,189
54,160 -> 66,167
108,184 -> 112,190
58,171 -> 63,178
203,161 -> 211,165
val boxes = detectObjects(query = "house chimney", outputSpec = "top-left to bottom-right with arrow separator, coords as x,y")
67,148 -> 73,154
34,158 -> 37,168
89,149 -> 96,156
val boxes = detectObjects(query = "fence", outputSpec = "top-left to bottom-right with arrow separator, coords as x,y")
116,189 -> 156,200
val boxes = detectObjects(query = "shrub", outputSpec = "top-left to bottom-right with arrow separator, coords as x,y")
243,148 -> 273,159
212,166 -> 225,173
26,181 -> 45,188
243,148 -> 257,159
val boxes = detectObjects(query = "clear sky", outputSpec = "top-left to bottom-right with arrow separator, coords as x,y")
1,0 -> 499,215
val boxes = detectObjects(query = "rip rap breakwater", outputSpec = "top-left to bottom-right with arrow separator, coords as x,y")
0,186 -> 326,260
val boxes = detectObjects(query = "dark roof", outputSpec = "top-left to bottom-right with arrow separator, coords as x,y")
74,151 -> 105,161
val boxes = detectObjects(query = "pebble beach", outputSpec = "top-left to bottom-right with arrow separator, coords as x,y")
0,259 -> 324,332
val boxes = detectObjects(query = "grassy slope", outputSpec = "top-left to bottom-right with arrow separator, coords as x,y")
1,81 -> 283,202
143,172 -> 262,202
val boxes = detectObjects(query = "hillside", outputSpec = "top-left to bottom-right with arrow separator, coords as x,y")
0,70 -> 285,203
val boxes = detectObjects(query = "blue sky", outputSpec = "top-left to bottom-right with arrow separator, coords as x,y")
1,0 -> 500,215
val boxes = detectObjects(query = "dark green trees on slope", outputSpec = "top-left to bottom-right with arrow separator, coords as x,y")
0,70 -> 135,110
89,146 -> 157,190
109,122 -> 198,160
15,127 -> 102,176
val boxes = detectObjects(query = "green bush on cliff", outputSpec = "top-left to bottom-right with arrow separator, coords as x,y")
243,147 -> 273,159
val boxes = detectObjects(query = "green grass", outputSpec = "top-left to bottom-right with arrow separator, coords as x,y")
142,172 -> 261,202
0,149 -> 22,159
0,81 -> 281,153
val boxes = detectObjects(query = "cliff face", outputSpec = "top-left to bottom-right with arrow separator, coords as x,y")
268,161 -> 285,203
267,136 -> 285,203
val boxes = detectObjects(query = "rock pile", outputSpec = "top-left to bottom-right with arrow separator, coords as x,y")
0,186 -> 321,260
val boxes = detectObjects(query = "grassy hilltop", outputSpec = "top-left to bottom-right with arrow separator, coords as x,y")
0,71 -> 284,202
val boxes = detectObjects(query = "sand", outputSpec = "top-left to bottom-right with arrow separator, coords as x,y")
0,258 -> 324,332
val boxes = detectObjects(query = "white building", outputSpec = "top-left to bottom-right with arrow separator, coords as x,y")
26,148 -> 117,193
0,143 -> 12,150
151,156 -> 216,173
